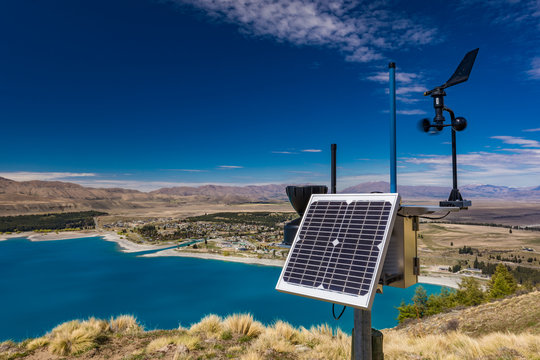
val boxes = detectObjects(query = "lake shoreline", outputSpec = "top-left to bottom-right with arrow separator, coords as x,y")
0,230 -> 175,253
0,230 -> 461,287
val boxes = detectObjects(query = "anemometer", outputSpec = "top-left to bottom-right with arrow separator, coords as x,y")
421,48 -> 479,208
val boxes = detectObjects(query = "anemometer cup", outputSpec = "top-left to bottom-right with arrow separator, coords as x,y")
452,117 -> 467,131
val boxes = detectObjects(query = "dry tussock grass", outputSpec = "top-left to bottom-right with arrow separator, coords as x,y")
25,337 -> 49,351
246,320 -> 350,360
24,315 -> 142,356
11,308 -> 540,359
240,350 -> 264,360
146,334 -> 200,353
296,326 -> 350,360
47,318 -> 108,355
384,330 -> 540,359
223,313 -> 264,337
270,320 -> 300,343
251,327 -> 296,354
189,314 -> 223,338
48,327 -> 96,355
108,314 -> 142,334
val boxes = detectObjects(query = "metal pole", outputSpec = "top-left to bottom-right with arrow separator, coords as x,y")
451,128 -> 458,191
331,144 -> 337,194
352,308 -> 372,360
389,62 -> 397,193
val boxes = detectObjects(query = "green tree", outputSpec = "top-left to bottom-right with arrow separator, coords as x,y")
455,277 -> 484,306
488,264 -> 517,299
396,301 -> 418,323
425,287 -> 456,316
412,286 -> 428,316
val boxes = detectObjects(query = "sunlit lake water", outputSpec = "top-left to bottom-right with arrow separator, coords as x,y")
0,237 -> 444,341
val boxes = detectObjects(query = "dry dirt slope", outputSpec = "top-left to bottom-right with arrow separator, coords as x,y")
388,290 -> 540,336
1,292 -> 539,360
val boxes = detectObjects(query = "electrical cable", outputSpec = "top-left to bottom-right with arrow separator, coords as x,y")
418,212 -> 451,220
332,303 -> 346,320
397,207 -> 451,220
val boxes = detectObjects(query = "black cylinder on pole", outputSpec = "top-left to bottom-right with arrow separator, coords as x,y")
331,144 -> 337,194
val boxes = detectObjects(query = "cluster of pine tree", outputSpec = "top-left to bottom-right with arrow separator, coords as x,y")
397,264 -> 522,323
136,224 -> 207,242
458,246 -> 474,254
472,257 -> 540,285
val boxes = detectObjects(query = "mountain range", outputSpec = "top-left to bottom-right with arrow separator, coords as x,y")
1,177 -> 539,215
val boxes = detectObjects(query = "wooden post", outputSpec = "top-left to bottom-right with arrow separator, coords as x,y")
352,308 -> 372,360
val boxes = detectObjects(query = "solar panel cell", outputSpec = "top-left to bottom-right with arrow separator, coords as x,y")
276,194 -> 399,309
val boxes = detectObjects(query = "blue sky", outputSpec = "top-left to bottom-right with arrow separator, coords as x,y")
1,0 -> 539,191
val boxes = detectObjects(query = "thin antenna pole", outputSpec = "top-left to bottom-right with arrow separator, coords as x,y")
389,62 -> 397,193
331,144 -> 337,194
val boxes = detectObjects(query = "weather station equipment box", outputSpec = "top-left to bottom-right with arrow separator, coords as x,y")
381,205 -> 459,289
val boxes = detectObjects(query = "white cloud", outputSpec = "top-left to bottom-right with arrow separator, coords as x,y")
0,172 -> 96,182
172,0 -> 439,63
367,70 -> 428,105
396,96 -> 420,104
272,151 -> 295,154
397,109 -> 426,115
523,127 -> 540,132
366,71 -> 421,84
219,165 -> 244,169
490,136 -> 540,148
166,169 -> 207,172
396,85 -> 427,95
287,170 -> 313,174
527,57 -> 540,80
301,149 -> 322,153
396,136 -> 540,187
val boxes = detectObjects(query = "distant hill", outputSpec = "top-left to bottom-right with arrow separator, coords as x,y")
1,176 -> 539,216
150,184 -> 287,203
0,177 -> 154,215
343,181 -> 540,200
0,177 -> 289,215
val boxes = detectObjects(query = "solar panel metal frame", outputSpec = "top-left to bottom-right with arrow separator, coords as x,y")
276,193 -> 400,310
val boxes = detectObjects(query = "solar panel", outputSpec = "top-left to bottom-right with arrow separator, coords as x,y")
276,193 -> 400,310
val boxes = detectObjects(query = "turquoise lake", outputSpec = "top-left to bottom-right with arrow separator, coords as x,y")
0,237 -> 444,341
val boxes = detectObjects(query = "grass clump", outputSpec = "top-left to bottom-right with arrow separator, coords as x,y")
146,334 -> 200,353
306,328 -> 351,360
48,327 -> 95,356
36,315 -> 141,356
223,314 -> 264,338
189,314 -> 223,338
109,314 -> 142,334
384,330 -> 540,359
25,337 -> 48,351
46,317 -> 110,355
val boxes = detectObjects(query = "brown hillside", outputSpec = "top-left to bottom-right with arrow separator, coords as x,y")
389,290 -> 540,337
